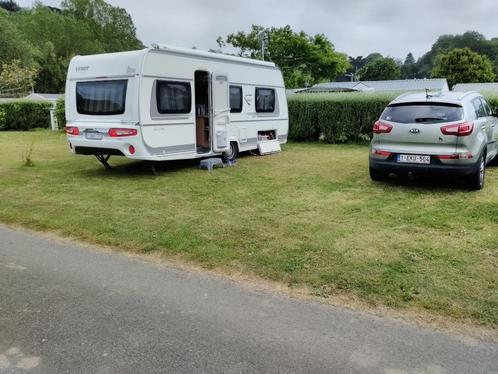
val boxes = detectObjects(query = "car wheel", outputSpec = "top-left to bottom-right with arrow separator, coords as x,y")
369,166 -> 387,181
222,142 -> 238,163
467,153 -> 485,190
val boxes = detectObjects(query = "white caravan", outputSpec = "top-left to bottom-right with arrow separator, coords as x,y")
64,44 -> 289,168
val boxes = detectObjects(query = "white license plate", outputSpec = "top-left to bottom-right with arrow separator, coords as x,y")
397,154 -> 430,164
85,131 -> 103,140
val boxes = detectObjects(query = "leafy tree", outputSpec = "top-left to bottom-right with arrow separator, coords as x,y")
61,0 -> 143,52
0,0 -> 20,12
12,4 -> 102,59
217,25 -> 349,88
404,52 -> 415,65
431,47 -> 495,88
417,31 -> 497,78
0,59 -> 38,93
363,53 -> 383,65
0,9 -> 34,66
358,57 -> 400,81
34,42 -> 68,93
401,52 -> 417,79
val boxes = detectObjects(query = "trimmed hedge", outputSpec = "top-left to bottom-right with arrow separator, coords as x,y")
55,98 -> 66,129
288,92 -> 498,144
29,93 -> 498,142
0,100 -> 53,131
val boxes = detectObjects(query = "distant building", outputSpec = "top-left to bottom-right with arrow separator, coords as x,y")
305,81 -> 373,93
452,83 -> 498,92
292,79 -> 449,95
25,93 -> 64,104
24,93 -> 64,130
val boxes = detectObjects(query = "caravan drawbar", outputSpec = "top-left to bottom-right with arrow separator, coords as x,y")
64,44 -> 289,167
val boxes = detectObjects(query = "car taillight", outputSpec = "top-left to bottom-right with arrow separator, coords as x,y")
65,126 -> 79,135
371,149 -> 392,157
373,120 -> 393,134
440,122 -> 473,136
108,128 -> 138,137
437,153 -> 473,160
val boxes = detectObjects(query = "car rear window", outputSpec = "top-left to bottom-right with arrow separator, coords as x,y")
381,103 -> 463,124
76,80 -> 127,115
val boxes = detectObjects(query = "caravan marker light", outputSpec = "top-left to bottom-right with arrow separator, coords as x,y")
65,126 -> 79,136
108,128 -> 138,137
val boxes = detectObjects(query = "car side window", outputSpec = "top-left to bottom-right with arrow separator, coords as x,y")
480,98 -> 493,116
472,98 -> 487,118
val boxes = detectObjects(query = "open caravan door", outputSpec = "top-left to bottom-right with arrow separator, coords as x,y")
211,72 -> 230,153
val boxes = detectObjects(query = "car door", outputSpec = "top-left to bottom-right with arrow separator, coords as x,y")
471,98 -> 490,154
480,97 -> 498,160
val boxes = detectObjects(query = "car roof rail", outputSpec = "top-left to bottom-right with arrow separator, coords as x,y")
457,91 -> 479,100
394,92 -> 414,101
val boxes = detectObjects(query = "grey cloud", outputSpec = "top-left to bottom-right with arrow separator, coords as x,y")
17,0 -> 498,59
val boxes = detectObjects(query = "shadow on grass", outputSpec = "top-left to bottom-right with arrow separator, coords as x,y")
78,152 -> 254,178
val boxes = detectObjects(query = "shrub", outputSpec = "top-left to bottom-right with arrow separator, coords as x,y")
0,100 -> 52,130
288,92 -> 498,144
288,92 -> 396,143
55,98 -> 66,129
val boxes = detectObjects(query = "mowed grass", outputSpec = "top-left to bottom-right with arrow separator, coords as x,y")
1,130 -> 497,327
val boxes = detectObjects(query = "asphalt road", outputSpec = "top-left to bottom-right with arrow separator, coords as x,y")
0,225 -> 497,374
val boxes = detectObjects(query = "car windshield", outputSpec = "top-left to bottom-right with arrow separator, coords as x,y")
381,103 -> 463,124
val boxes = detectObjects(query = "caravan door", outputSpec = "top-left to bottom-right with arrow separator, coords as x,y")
211,72 -> 230,153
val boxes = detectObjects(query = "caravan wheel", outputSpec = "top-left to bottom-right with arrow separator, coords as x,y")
222,142 -> 238,162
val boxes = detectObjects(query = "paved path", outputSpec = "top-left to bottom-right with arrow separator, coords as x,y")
0,225 -> 497,373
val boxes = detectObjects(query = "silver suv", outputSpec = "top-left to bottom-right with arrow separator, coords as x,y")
369,91 -> 498,190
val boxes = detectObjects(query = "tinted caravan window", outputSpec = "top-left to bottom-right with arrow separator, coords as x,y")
230,85 -> 242,113
76,80 -> 127,115
255,87 -> 275,113
156,81 -> 192,114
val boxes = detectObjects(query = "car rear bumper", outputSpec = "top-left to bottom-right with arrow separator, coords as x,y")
369,156 -> 480,176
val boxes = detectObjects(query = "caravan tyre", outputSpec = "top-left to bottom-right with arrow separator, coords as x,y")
222,142 -> 238,162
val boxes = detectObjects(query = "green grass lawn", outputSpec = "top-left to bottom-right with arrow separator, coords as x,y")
1,130 -> 497,327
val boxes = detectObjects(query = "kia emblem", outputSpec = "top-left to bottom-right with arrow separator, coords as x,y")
409,128 -> 420,134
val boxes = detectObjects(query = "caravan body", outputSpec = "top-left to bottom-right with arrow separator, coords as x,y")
65,45 -> 288,162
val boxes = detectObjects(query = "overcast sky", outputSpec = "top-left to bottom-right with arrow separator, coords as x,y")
17,0 -> 498,59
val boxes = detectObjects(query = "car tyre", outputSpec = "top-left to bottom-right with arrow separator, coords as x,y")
222,141 -> 238,163
467,153 -> 485,190
369,166 -> 387,181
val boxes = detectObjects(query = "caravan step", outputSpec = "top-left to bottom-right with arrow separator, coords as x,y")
258,139 -> 281,155
199,158 -> 224,171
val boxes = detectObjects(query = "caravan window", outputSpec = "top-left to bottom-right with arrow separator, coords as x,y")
255,87 -> 275,113
230,86 -> 242,113
156,81 -> 192,114
76,80 -> 127,115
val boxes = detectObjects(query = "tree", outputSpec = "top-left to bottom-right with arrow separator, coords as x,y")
417,31 -> 497,78
0,59 -> 38,94
0,0 -> 20,12
431,48 -> 495,88
400,52 -> 417,79
0,9 -> 34,66
34,42 -> 67,93
358,57 -> 400,81
217,25 -> 349,88
61,0 -> 143,52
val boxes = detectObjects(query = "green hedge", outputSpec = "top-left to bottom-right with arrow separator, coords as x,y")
0,100 -> 53,131
55,98 -> 66,129
32,93 -> 498,142
288,92 -> 498,144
